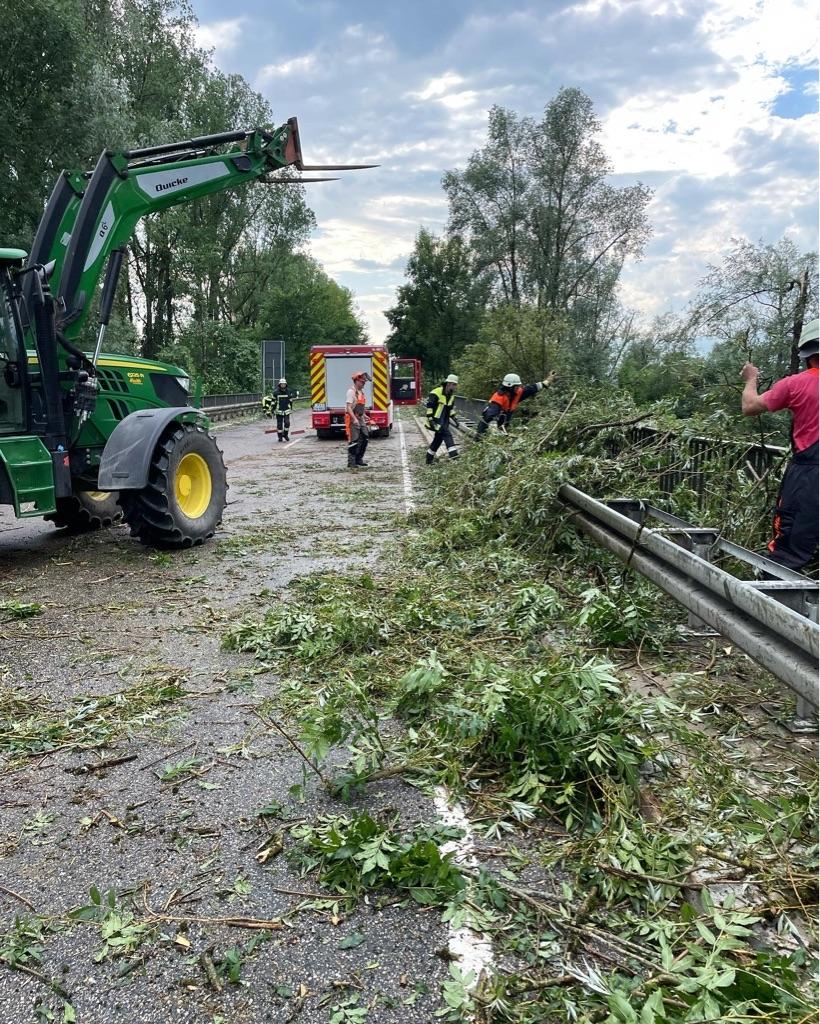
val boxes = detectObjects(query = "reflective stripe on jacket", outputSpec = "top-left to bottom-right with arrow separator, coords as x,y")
426,386 -> 456,426
274,389 -> 295,413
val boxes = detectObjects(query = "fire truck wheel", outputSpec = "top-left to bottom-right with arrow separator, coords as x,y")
316,429 -> 332,440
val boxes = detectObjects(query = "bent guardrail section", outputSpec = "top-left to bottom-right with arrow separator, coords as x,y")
559,484 -> 819,711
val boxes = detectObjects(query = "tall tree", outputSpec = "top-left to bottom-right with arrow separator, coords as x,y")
692,236 -> 818,381
0,0 -> 124,246
443,109 -> 530,307
441,90 -> 652,370
526,89 -> 652,317
384,229 -> 488,380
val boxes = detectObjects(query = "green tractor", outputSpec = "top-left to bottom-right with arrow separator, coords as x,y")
0,119 -> 370,546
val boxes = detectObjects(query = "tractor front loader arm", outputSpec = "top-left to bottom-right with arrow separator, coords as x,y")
21,170 -> 85,326
57,118 -> 376,342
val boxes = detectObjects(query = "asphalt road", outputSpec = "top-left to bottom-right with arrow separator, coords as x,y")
0,411 -> 450,1024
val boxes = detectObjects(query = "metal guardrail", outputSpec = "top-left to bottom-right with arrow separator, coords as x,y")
199,392 -> 262,421
617,426 -> 787,499
201,392 -> 262,409
200,392 -> 312,421
559,484 -> 819,715
453,395 -> 486,423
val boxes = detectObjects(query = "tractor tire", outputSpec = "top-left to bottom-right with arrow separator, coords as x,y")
45,488 -> 122,532
120,423 -> 227,549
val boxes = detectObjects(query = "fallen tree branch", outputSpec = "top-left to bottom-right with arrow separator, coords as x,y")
65,753 -> 138,775
140,888 -> 283,931
595,862 -> 704,890
577,412 -> 652,437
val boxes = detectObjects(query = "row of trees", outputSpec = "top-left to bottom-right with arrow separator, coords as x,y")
386,89 -> 817,442
3,0 -> 365,391
387,89 -> 653,384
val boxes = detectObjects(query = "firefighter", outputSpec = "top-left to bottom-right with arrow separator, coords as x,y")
345,370 -> 371,469
273,378 -> 296,442
425,374 -> 461,463
740,318 -> 819,570
476,371 -> 555,437
261,393 -> 274,418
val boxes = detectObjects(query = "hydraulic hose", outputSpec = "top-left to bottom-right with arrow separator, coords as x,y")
56,328 -> 96,375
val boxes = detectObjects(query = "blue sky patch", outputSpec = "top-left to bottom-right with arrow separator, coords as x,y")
773,65 -> 819,120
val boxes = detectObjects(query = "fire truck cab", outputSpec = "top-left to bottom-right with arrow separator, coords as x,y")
310,346 -> 421,438
390,357 -> 422,406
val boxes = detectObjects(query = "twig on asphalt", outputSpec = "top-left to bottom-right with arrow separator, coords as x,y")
65,753 -> 138,775
141,887 -> 283,931
0,955 -> 70,1000
0,883 -> 36,911
252,709 -> 327,784
138,740 -> 196,771
199,948 -> 223,991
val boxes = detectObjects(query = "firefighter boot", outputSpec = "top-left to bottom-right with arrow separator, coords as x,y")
347,442 -> 359,469
356,437 -> 369,467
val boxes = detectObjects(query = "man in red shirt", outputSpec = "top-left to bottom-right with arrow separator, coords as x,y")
741,318 -> 819,570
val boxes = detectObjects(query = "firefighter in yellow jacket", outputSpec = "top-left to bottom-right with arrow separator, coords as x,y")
425,374 -> 460,463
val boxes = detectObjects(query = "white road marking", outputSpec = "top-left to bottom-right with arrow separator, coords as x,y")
434,786 -> 495,986
396,419 -> 415,514
398,418 -> 494,993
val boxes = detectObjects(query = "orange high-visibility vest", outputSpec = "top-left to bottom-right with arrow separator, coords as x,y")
488,387 -> 525,413
345,386 -> 367,440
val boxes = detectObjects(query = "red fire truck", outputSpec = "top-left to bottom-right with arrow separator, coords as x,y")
309,345 -> 421,438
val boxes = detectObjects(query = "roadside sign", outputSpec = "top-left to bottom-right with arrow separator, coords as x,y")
261,339 -> 285,392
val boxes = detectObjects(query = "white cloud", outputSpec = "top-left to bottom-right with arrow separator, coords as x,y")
342,23 -> 388,47
701,0 -> 817,66
349,288 -> 398,341
309,218 -> 411,274
194,18 -> 245,58
410,72 -> 466,101
258,54 -> 318,80
601,69 -> 786,176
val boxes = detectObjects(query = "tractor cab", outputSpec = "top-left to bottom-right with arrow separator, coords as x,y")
0,250 -> 28,437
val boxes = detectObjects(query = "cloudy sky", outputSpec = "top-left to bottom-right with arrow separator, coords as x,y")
191,0 -> 819,342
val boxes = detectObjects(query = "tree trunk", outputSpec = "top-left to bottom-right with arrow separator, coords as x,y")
789,267 -> 810,374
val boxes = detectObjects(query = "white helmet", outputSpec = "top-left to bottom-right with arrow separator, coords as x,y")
278,378 -> 287,385
501,373 -> 522,388
798,318 -> 819,359
445,374 -> 459,385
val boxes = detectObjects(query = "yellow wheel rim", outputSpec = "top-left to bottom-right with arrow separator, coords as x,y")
84,491 -> 111,502
175,453 -> 212,519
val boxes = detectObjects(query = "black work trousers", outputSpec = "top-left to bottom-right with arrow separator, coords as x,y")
768,442 -> 818,570
426,426 -> 458,462
276,412 -> 290,441
347,420 -> 369,467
